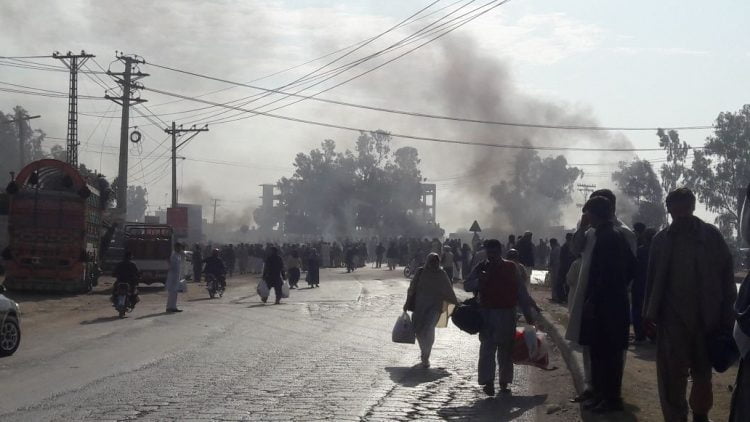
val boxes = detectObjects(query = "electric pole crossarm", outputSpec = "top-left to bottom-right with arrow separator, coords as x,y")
165,123 -> 209,208
105,53 -> 148,218
53,51 -> 95,167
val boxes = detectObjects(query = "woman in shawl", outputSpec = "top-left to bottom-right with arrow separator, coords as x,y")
403,253 -> 459,368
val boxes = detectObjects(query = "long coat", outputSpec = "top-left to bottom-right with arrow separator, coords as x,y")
578,223 -> 635,349
566,218 -> 636,343
165,252 -> 183,293
643,216 -> 736,334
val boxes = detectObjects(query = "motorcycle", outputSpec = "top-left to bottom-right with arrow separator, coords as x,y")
205,273 -> 225,299
112,281 -> 137,318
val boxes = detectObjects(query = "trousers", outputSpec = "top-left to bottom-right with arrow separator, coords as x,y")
590,342 -> 625,400
478,307 -> 516,386
415,312 -> 440,362
166,290 -> 178,310
657,313 -> 713,421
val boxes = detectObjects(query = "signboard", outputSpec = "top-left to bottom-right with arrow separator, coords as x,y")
144,215 -> 160,224
167,207 -> 188,237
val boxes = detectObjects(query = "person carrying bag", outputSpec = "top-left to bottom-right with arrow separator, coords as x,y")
401,253 -> 459,368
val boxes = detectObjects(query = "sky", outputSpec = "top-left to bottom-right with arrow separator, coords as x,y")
1,0 -> 748,233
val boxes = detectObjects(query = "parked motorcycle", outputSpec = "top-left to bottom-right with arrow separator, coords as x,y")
112,281 -> 137,318
205,273 -> 225,299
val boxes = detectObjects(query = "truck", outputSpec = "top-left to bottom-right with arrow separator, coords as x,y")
2,159 -> 106,292
122,223 -> 174,284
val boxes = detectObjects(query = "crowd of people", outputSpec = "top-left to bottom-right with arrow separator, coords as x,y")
399,187 -> 747,421
107,184 -> 749,420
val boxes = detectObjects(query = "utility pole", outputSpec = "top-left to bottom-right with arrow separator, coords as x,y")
576,183 -> 597,208
5,114 -> 41,169
53,50 -> 95,167
211,199 -> 219,224
105,53 -> 148,216
165,123 -> 209,208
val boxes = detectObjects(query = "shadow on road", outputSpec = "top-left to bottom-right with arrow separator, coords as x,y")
135,311 -> 172,320
80,315 -> 123,325
187,297 -> 215,302
385,366 -> 450,387
581,402 -> 641,422
437,393 -> 547,421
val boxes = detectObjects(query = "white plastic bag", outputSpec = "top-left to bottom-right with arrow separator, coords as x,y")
281,280 -> 290,298
392,312 -> 416,344
257,280 -> 270,298
177,279 -> 188,293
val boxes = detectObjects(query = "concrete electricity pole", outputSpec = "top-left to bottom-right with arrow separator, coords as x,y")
53,50 -> 95,167
165,123 -> 208,208
105,53 -> 148,216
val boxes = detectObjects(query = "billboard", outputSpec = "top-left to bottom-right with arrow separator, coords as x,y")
167,207 -> 188,237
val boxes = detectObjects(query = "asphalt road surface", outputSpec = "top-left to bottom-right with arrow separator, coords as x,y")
0,267 -> 577,421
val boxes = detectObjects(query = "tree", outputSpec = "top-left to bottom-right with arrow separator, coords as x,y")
276,131 -> 440,238
687,105 -> 750,238
490,149 -> 582,233
111,177 -> 148,221
657,128 -> 691,194
611,159 -> 666,228
0,106 -> 46,180
126,185 -> 148,222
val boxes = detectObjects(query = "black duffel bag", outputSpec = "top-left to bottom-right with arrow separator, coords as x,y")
452,297 -> 483,335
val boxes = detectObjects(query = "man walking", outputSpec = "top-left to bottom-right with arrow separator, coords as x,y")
644,188 -> 736,422
567,189 -> 636,404
516,232 -> 535,268
166,242 -> 185,313
578,196 -> 635,413
465,239 -> 536,396
262,246 -> 286,305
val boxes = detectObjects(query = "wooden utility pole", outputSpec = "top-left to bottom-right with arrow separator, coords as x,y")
53,50 -> 95,166
165,123 -> 208,208
105,53 -> 148,216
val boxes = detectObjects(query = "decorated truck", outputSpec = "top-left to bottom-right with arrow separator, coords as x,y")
2,159 -> 106,292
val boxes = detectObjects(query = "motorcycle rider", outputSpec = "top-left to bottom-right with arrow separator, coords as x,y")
203,248 -> 227,290
111,251 -> 140,307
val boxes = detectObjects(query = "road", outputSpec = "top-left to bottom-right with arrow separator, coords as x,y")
0,267 -> 578,421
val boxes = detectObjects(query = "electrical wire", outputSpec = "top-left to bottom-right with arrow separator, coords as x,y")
114,0 -> 487,127
188,0 -> 497,126
143,85 -> 681,153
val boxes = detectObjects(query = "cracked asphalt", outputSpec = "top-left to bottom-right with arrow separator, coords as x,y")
0,267 -> 579,421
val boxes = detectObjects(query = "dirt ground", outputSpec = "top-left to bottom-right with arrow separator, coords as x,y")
530,285 -> 738,422
1,272 -> 260,331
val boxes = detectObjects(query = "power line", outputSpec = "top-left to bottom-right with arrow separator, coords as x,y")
0,55 -> 54,59
144,85 -> 679,152
122,1 -> 492,128
147,61 -> 714,132
189,0 -> 502,127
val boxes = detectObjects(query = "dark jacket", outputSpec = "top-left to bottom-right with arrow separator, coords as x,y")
113,260 -> 139,289
203,256 -> 226,277
516,238 -> 535,268
644,216 -> 736,334
579,222 -> 635,349
263,254 -> 286,285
